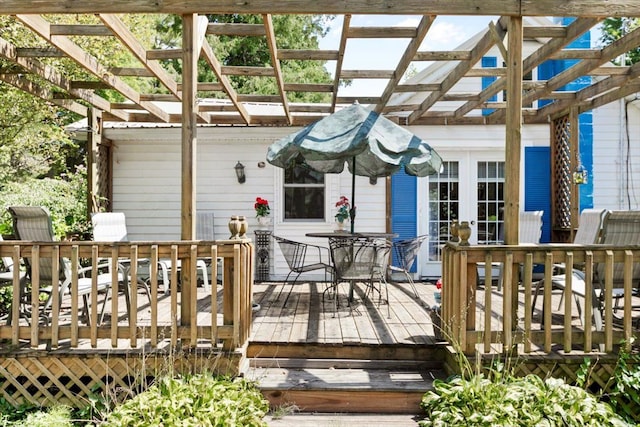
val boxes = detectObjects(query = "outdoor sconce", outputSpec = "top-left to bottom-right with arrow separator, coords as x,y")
573,162 -> 588,185
235,161 -> 246,184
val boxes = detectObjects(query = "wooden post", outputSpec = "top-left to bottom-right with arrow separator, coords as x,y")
504,17 -> 523,346
87,108 -> 101,214
181,14 -> 198,336
504,17 -> 523,246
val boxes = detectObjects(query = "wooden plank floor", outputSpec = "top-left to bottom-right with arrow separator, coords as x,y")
251,281 -> 442,345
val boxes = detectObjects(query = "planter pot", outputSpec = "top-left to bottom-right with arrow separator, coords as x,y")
429,305 -> 444,341
335,220 -> 347,232
257,216 -> 271,227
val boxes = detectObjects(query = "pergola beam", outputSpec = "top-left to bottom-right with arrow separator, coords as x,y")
2,0 -> 640,17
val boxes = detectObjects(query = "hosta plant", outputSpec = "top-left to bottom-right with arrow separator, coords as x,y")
419,373 -> 631,427
102,374 -> 269,427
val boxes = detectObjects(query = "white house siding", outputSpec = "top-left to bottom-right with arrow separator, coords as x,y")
106,125 -> 387,280
592,99 -> 640,210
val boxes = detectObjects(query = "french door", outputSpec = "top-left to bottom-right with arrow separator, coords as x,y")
419,153 -> 505,278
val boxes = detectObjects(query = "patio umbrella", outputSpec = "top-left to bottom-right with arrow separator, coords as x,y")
267,102 -> 443,233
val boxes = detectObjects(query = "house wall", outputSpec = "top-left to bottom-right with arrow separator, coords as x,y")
592,99 -> 640,210
105,122 -> 552,280
106,126 -> 387,280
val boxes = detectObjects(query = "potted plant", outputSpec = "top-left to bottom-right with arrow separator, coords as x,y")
334,195 -> 350,231
254,197 -> 271,226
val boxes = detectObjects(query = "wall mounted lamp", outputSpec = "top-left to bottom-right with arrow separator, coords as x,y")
235,161 -> 246,184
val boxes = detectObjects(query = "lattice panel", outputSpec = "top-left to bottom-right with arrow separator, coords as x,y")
96,143 -> 111,211
0,351 -> 243,407
444,349 -> 637,405
553,116 -> 571,229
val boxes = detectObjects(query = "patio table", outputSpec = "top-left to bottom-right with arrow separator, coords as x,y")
306,232 -> 397,303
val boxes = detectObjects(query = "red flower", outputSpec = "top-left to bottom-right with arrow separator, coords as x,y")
435,278 -> 443,290
254,197 -> 270,217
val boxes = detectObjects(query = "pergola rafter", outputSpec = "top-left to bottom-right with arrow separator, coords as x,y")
0,10 -> 636,127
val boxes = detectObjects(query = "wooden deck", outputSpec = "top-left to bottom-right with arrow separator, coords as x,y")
251,280 -> 441,346
250,277 -> 639,351
4,276 -> 636,352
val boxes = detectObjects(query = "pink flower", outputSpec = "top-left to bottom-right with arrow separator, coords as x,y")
335,196 -> 351,222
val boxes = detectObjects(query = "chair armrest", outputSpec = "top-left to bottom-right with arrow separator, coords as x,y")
307,243 -> 331,264
77,261 -> 124,277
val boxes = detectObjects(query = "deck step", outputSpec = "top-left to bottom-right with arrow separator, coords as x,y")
244,361 -> 446,414
249,357 -> 442,370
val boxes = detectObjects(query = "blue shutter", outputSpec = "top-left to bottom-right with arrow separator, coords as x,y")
482,56 -> 497,115
524,147 -> 551,243
391,170 -> 417,269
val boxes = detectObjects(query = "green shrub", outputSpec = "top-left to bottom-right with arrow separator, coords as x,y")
0,167 -> 90,240
102,374 -> 269,427
0,404 -> 73,427
419,372 -> 631,427
603,345 -> 640,424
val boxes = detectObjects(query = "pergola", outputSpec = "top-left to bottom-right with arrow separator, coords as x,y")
1,1 -> 640,245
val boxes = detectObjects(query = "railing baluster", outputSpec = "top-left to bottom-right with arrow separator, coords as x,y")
150,244 -> 159,347
623,250 -> 633,351
543,252 -> 553,353
502,252 -> 513,353
130,244 -> 139,348
523,253 -> 533,353
563,251 -> 573,352
483,253 -> 492,354
584,251 -> 593,351
604,250 -> 614,352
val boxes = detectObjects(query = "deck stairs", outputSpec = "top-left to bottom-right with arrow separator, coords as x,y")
244,342 -> 447,415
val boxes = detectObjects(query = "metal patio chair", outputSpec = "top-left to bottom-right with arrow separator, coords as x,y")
0,234 -> 28,324
273,235 -> 333,308
92,212 -> 209,294
532,208 -> 609,313
9,206 -> 116,325
388,234 -> 428,299
195,211 -> 223,289
535,210 -> 640,331
329,237 -> 392,318
478,210 -> 544,291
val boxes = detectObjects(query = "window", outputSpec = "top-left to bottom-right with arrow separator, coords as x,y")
283,156 -> 325,220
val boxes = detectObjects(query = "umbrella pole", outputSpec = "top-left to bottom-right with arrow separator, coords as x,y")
350,156 -> 356,233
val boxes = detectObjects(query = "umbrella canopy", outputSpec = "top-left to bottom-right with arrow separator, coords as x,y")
267,102 -> 443,232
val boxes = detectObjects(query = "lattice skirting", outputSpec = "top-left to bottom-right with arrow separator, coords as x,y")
0,349 -> 245,407
443,347 -> 632,393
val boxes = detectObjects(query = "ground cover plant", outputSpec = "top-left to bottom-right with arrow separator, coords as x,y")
101,374 -> 269,427
0,374 -> 269,426
419,370 -> 631,427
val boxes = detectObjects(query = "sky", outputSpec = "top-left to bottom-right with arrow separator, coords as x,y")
318,15 -> 496,97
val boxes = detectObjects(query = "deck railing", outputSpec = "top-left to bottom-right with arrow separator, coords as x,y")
442,242 -> 639,356
0,239 -> 254,352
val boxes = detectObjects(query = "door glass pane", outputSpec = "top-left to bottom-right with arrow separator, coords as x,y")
477,161 -> 505,244
427,161 -> 459,262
